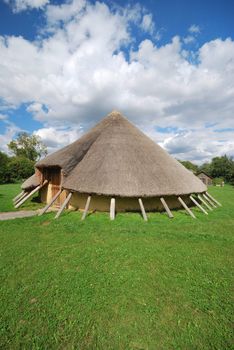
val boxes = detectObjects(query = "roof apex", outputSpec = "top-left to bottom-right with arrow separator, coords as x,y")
106,110 -> 126,120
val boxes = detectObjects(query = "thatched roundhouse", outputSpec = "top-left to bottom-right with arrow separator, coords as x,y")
197,172 -> 213,186
16,111 -> 220,219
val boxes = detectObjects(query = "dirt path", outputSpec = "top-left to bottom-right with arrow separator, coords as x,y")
0,210 -> 41,221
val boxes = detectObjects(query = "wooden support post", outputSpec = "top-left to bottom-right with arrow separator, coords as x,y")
110,198 -> 115,220
55,192 -> 72,219
14,191 -> 28,204
190,195 -> 208,215
15,180 -> 48,209
13,191 -> 24,202
82,196 -> 91,220
39,189 -> 63,216
197,194 -> 213,211
203,193 -> 216,208
205,192 -> 222,207
178,196 -> 196,219
160,197 -> 174,218
138,198 -> 148,221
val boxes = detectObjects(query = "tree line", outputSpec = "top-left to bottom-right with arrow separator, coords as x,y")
0,132 -> 233,185
0,132 -> 47,184
179,156 -> 234,185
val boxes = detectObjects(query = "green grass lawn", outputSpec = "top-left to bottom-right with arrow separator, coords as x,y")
0,184 -> 233,349
0,183 -> 44,212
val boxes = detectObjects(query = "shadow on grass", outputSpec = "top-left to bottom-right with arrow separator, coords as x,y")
31,196 -> 41,203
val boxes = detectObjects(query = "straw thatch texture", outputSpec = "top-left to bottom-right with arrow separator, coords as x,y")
36,115 -> 117,176
21,174 -> 40,190
61,111 -> 206,197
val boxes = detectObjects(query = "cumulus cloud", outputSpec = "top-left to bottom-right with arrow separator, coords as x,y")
183,24 -> 201,45
4,0 -> 49,12
183,35 -> 195,44
34,125 -> 83,152
46,0 -> 86,26
189,24 -> 201,34
0,0 -> 233,162
0,114 -> 8,120
140,14 -> 155,35
0,120 -> 21,153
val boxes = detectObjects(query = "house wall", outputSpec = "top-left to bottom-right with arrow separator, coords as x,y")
40,183 -> 67,207
68,193 -> 193,212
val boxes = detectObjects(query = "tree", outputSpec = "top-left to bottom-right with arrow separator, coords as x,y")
0,151 -> 10,184
179,160 -> 198,173
198,162 -> 212,176
8,132 -> 47,162
209,155 -> 234,184
6,157 -> 35,183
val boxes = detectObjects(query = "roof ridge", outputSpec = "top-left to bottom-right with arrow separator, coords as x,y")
63,112 -> 131,179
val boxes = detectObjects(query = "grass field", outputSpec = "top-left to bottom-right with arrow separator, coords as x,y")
0,184 -> 233,349
0,183 -> 44,212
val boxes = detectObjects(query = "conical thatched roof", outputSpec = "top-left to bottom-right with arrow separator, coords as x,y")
36,114 -> 114,175
37,110 -> 206,197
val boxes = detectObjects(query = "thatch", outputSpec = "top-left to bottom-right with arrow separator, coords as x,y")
197,171 -> 213,179
36,115 -> 116,175
55,111 -> 206,197
21,174 -> 40,190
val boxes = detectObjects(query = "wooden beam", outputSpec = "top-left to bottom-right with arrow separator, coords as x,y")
15,180 -> 48,209
160,197 -> 174,218
55,192 -> 72,219
13,191 -> 24,202
203,193 -> 217,208
81,195 -> 91,220
138,198 -> 148,221
110,198 -> 115,220
178,196 -> 196,219
205,192 -> 222,207
197,194 -> 213,211
14,191 -> 28,204
38,189 -> 63,216
190,195 -> 208,215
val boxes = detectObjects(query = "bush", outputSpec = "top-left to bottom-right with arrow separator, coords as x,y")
0,151 -> 10,184
6,157 -> 34,183
213,178 -> 224,186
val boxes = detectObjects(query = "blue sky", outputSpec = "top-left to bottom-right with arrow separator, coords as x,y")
0,0 -> 233,163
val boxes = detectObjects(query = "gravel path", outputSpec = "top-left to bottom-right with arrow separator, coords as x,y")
0,210 -> 41,221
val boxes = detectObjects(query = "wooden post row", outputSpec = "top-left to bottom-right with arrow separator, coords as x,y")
13,191 -> 24,203
82,196 -> 91,220
205,192 -> 221,207
189,195 -> 208,215
55,192 -> 73,219
110,198 -> 115,220
178,196 -> 196,219
138,198 -> 148,221
39,189 -> 63,216
160,197 -> 174,218
203,194 -> 216,208
197,194 -> 213,211
15,180 -> 48,209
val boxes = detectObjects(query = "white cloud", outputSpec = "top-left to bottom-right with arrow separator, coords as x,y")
4,0 -> 49,12
140,14 -> 155,35
34,125 -> 83,153
183,35 -> 195,44
161,128 -> 234,164
183,24 -> 201,45
188,24 -> 201,34
0,114 -> 8,120
0,120 -> 21,153
46,0 -> 85,26
0,0 -> 233,163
